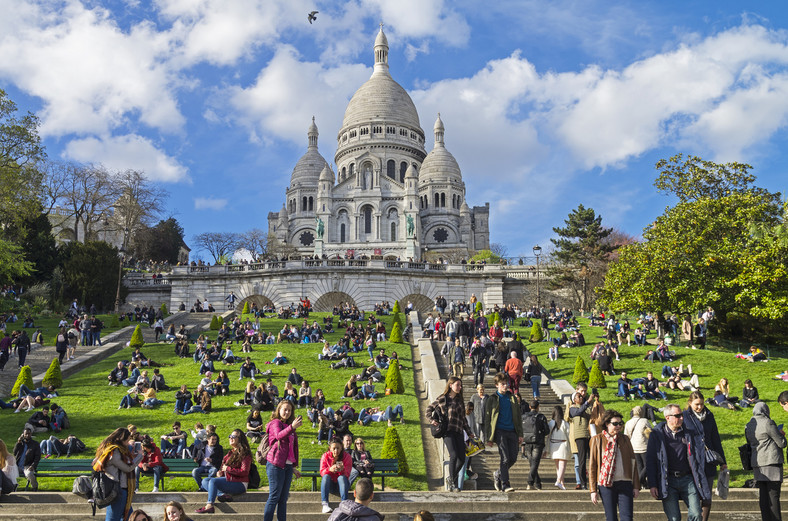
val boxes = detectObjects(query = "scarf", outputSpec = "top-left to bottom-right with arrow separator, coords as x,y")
598,431 -> 618,488
93,444 -> 134,518
692,408 -> 707,423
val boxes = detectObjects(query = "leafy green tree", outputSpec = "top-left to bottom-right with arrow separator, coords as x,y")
129,324 -> 144,348
4,209 -> 59,285
385,362 -> 405,394
160,303 -> 168,316
572,355 -> 589,385
59,241 -> 125,311
132,217 -> 185,264
470,249 -> 501,264
380,426 -> 409,474
587,360 -> 606,388
11,366 -> 34,397
549,204 -> 613,310
474,302 -> 483,314
42,358 -> 63,388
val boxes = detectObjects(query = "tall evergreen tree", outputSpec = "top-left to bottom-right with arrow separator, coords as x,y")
549,204 -> 613,310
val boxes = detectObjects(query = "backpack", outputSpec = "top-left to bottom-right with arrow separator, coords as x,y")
248,462 -> 260,489
522,412 -> 548,444
255,433 -> 272,463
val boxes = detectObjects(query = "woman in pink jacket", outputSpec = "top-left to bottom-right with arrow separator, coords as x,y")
264,401 -> 303,521
320,439 -> 352,513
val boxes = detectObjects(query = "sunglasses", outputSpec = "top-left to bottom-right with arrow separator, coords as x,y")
609,421 -> 624,426
665,414 -> 684,419
228,435 -> 238,439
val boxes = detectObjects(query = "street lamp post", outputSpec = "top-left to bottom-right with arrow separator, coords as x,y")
114,228 -> 129,314
533,244 -> 542,312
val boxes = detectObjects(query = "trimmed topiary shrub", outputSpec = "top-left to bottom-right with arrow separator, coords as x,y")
392,300 -> 401,314
129,324 -> 144,348
11,366 -> 34,397
474,302 -> 483,314
390,320 -> 404,344
109,314 -> 120,328
385,361 -> 405,394
587,359 -> 607,388
242,301 -> 250,315
217,315 -> 224,328
572,355 -> 589,386
380,426 -> 409,474
489,312 -> 502,327
528,322 -> 543,342
42,358 -> 63,389
210,315 -> 219,330
160,303 -> 168,316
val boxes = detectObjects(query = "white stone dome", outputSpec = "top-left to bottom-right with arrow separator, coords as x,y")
420,114 -> 461,183
291,117 -> 328,186
341,28 -> 421,131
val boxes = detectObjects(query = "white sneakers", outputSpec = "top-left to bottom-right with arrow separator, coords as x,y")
322,503 -> 332,513
152,487 -> 159,493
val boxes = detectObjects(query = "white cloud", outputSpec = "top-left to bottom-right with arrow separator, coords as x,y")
224,45 -> 371,148
194,197 -> 228,210
64,135 -> 188,183
363,0 -> 470,47
0,1 -> 183,137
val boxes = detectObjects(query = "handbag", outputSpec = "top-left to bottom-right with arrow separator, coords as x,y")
430,403 -> 448,439
739,443 -> 753,471
704,444 -> 724,465
91,471 -> 119,508
715,468 -> 730,499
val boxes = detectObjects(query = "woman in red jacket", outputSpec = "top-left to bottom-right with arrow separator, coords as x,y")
134,439 -> 169,492
195,429 -> 251,514
264,400 -> 303,521
319,439 -> 352,513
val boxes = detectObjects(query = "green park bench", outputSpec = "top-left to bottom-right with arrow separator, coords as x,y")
30,458 -> 197,491
299,458 -> 400,492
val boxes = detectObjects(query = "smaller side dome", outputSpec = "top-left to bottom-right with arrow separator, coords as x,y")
279,204 -> 288,219
319,164 -> 334,182
434,112 -> 445,132
420,115 -> 461,183
405,164 -> 418,179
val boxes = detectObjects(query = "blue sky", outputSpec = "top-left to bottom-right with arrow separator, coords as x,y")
2,0 -> 788,260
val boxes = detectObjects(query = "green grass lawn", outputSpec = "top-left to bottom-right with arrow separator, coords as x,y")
510,316 -> 787,486
0,312 -> 426,492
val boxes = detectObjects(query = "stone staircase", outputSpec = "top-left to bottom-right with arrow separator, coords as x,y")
0,489 -> 777,520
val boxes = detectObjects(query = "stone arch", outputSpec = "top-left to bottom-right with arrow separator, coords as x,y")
313,292 -> 357,312
399,294 -> 435,314
237,295 -> 275,311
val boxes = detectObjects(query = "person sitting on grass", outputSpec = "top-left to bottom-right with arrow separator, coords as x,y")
183,385 -> 212,415
239,357 -> 256,380
358,404 -> 405,427
174,385 -> 193,414
313,412 -> 334,445
287,367 -> 304,387
119,385 -> 143,409
359,378 -> 377,401
320,439 -> 353,513
214,370 -> 230,396
640,372 -> 667,400
135,438 -> 168,493
617,372 -> 635,400
192,432 -> 223,489
24,405 -> 50,433
198,356 -> 215,375
245,409 -> 265,442
740,379 -> 760,408
199,372 -> 218,395
250,383 -> 275,411
283,381 -> 298,405
160,422 -> 188,458
108,361 -> 128,386
142,385 -> 163,409
40,433 -> 86,458
151,368 -> 169,391
221,345 -> 236,365
374,349 -> 390,370
271,351 -> 288,365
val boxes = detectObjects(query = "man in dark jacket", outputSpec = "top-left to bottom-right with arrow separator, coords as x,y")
107,361 -> 128,386
646,403 -> 710,521
25,406 -> 50,434
191,432 -> 223,488
484,373 -> 524,493
327,477 -> 382,521
522,400 -> 549,490
14,428 -> 41,490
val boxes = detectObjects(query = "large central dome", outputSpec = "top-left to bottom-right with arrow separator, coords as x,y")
340,28 -> 421,131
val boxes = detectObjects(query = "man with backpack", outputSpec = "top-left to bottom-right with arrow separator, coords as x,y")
470,339 -> 489,387
484,373 -> 523,493
522,400 -> 549,490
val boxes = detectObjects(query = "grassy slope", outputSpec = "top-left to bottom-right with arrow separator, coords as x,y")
0,313 -> 426,491
511,316 -> 786,486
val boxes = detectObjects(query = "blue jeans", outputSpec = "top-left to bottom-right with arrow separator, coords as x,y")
320,474 -> 349,503
202,476 -> 246,504
161,437 -> 186,455
598,480 -> 634,521
144,398 -> 163,407
135,465 -> 165,488
264,462 -> 294,521
175,398 -> 192,413
105,486 -> 129,521
93,331 -> 102,345
192,465 -> 218,488
617,383 -> 633,400
119,395 -> 137,408
531,374 -> 542,398
662,474 -> 702,521
0,398 -> 14,409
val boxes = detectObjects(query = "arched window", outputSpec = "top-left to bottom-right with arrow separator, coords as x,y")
400,162 -> 407,183
341,167 -> 346,180
364,207 -> 372,234
387,160 -> 395,179
390,222 -> 396,241
440,193 -> 446,207
434,193 -> 440,208
302,196 -> 307,212
340,224 -> 346,243
308,197 -> 313,211
349,163 -> 354,177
